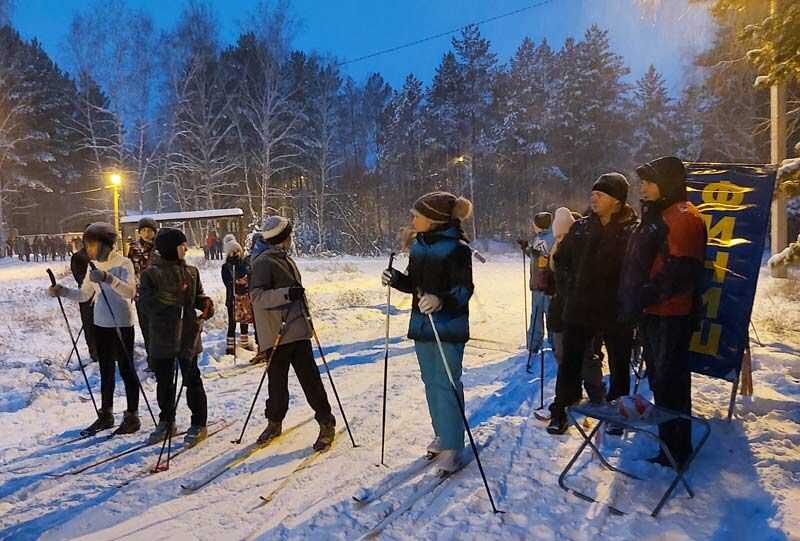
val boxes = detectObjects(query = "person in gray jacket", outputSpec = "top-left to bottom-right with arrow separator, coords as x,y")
249,216 -> 336,451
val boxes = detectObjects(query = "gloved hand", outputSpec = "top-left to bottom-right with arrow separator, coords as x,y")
418,293 -> 442,315
381,268 -> 396,287
47,284 -> 66,298
517,239 -> 529,250
288,286 -> 305,302
89,268 -> 112,284
199,297 -> 214,319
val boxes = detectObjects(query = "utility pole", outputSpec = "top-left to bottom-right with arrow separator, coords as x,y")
770,0 -> 788,277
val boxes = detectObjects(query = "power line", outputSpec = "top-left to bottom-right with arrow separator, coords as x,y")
336,0 -> 558,67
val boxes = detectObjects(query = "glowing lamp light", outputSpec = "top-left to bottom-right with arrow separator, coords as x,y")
110,173 -> 122,186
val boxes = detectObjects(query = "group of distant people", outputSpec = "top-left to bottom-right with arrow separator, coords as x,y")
4,235 -> 77,262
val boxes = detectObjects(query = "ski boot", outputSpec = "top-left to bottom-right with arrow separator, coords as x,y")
437,448 -> 466,475
546,412 -> 569,435
147,419 -> 177,444
80,408 -> 114,437
184,425 -> 208,448
239,335 -> 256,352
313,421 -> 336,451
426,436 -> 444,459
256,420 -> 282,445
113,411 -> 141,435
250,350 -> 268,365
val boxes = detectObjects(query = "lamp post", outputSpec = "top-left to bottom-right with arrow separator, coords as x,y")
770,0 -> 788,277
109,173 -> 122,251
456,155 -> 477,243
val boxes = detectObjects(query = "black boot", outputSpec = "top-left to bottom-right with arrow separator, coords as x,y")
147,419 -> 177,444
113,411 -> 141,435
257,420 -> 282,445
546,411 -> 568,435
81,408 -> 114,436
184,425 -> 208,448
313,421 -> 336,451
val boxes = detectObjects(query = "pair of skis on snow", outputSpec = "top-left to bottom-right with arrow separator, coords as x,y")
351,451 -> 475,540
180,417 -> 346,511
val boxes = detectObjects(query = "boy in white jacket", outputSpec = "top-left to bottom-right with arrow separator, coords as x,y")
48,223 -> 141,436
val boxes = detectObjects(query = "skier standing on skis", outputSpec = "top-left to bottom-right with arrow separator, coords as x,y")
128,217 -> 158,371
249,216 -> 337,451
222,233 -> 255,355
517,212 -> 555,354
138,227 -> 214,447
382,191 -> 475,473
620,156 -> 707,469
547,174 -> 638,435
48,223 -> 141,436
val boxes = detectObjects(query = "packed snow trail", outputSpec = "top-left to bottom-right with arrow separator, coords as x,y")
0,255 -> 797,540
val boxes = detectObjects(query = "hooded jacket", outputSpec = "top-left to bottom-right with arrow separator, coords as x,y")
138,254 -> 210,360
553,205 -> 638,331
390,224 -> 474,343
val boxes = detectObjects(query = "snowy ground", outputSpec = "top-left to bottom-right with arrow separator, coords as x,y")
0,253 -> 798,541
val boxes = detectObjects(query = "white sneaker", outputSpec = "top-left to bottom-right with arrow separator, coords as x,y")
437,448 -> 466,474
426,437 -> 444,456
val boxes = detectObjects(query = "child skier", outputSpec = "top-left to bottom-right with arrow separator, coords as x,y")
249,216 -> 337,451
138,228 -> 213,447
48,222 -> 141,436
518,212 -> 555,354
222,234 -> 255,355
382,191 -> 475,473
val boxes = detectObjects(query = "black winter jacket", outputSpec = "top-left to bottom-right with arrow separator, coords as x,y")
138,255 -> 211,360
553,205 -> 638,331
222,255 -> 251,307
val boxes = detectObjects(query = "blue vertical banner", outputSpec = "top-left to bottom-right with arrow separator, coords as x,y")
685,163 -> 776,382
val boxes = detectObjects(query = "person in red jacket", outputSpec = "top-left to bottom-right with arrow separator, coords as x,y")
622,156 -> 707,469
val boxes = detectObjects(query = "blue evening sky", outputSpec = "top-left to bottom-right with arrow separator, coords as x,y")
12,0 -> 713,94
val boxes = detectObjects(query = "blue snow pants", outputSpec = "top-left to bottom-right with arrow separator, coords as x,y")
414,340 -> 466,451
528,291 -> 550,353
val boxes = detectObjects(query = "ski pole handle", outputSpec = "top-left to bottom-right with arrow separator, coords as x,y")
47,268 -> 56,287
388,252 -> 396,271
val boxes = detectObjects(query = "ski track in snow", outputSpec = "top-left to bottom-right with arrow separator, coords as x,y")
0,254 -> 797,540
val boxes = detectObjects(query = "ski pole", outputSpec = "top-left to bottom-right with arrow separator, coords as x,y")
63,325 -> 84,368
427,313 -> 503,514
380,252 -> 396,466
153,360 -> 182,473
47,269 -> 99,416
302,297 -> 359,448
153,304 -> 186,472
88,261 -> 158,427
231,315 -> 287,444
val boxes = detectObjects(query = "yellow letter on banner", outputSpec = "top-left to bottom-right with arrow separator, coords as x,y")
690,321 -> 722,356
705,251 -> 730,284
702,287 -> 722,319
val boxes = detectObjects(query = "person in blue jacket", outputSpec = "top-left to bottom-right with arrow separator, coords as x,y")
382,191 -> 475,473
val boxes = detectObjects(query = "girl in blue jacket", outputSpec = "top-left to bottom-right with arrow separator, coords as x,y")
382,191 -> 474,473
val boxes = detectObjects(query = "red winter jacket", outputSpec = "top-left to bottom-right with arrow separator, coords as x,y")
645,201 -> 706,317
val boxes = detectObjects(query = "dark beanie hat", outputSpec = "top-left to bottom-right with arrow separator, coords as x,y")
636,156 -> 686,200
592,173 -> 629,203
533,212 -> 553,230
155,227 -> 187,261
137,217 -> 158,232
413,191 -> 473,223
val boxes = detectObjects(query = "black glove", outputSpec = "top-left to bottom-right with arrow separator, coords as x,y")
288,286 -> 305,302
517,239 -> 529,250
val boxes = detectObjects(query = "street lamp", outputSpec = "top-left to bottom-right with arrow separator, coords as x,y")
454,154 -> 477,243
108,173 -> 122,251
